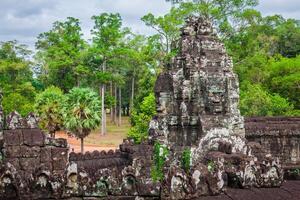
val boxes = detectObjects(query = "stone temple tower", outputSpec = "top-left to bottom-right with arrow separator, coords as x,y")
151,16 -> 244,156
150,17 -> 283,199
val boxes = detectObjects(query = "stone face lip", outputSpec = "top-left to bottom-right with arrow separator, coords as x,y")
151,16 -> 284,199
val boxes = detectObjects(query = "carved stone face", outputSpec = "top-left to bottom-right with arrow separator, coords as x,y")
207,92 -> 224,114
157,92 -> 170,114
204,76 -> 227,115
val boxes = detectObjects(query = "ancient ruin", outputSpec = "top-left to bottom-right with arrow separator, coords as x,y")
0,17 -> 300,200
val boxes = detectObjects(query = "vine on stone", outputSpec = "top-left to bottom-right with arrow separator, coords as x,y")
181,148 -> 191,172
151,142 -> 169,182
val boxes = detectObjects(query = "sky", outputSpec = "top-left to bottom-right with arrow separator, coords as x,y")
0,0 -> 300,50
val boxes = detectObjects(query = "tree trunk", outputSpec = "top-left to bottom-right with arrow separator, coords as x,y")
118,87 -> 122,126
114,84 -> 117,124
80,137 -> 84,154
130,76 -> 135,114
110,81 -> 113,123
77,76 -> 80,87
101,61 -> 106,135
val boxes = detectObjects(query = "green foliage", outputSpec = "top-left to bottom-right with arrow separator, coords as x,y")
236,53 -> 300,116
240,84 -> 294,116
0,41 -> 35,116
128,93 -> 156,143
34,86 -> 65,136
181,149 -> 191,172
207,161 -> 215,173
63,87 -> 101,139
3,93 -> 33,117
163,0 -> 258,41
142,7 -> 190,54
266,56 -> 300,109
151,142 -> 169,182
226,14 -> 300,62
290,168 -> 300,176
105,92 -> 116,108
35,17 -> 86,91
91,13 -> 123,53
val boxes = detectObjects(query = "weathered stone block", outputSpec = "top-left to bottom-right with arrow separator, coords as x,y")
3,129 -> 22,146
22,128 -> 44,146
22,129 -> 32,146
52,147 -> 68,170
39,162 -> 53,171
4,145 -> 21,158
31,129 -> 45,146
20,157 -> 40,170
5,158 -> 20,170
20,146 -> 40,158
40,147 -> 52,163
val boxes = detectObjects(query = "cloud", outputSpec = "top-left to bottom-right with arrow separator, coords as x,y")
0,0 -> 171,50
257,0 -> 300,19
0,0 -> 299,50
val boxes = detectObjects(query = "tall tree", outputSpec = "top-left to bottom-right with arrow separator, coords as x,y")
35,17 -> 86,92
91,13 -> 126,135
143,0 -> 258,61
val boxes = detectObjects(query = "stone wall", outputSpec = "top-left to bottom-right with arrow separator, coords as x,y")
0,112 -> 159,199
64,141 -> 159,198
0,112 -> 68,199
0,116 -> 299,199
245,117 -> 300,168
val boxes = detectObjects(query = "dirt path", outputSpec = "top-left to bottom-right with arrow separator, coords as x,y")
55,116 -> 130,153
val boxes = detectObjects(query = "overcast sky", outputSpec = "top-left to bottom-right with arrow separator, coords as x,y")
0,0 -> 299,50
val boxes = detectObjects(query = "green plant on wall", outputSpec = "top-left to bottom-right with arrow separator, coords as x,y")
290,168 -> 300,176
207,161 -> 215,173
181,148 -> 191,172
151,142 -> 169,182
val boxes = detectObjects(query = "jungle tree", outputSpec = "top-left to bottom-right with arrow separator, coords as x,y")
35,17 -> 86,92
0,41 -> 35,116
63,87 -> 101,153
34,86 -> 65,137
90,13 -> 127,135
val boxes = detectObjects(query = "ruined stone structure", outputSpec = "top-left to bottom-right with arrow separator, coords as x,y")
0,17 -> 299,200
0,112 -> 69,199
245,117 -> 300,172
150,16 -> 285,199
0,113 -> 158,199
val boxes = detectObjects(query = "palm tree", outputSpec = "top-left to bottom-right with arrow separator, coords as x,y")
34,86 -> 65,138
63,87 -> 101,153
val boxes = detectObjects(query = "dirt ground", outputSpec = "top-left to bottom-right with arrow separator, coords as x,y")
55,116 -> 130,153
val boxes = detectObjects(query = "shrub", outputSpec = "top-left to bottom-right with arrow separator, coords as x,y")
128,93 -> 156,143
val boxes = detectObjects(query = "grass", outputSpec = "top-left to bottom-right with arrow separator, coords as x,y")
85,115 -> 131,146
